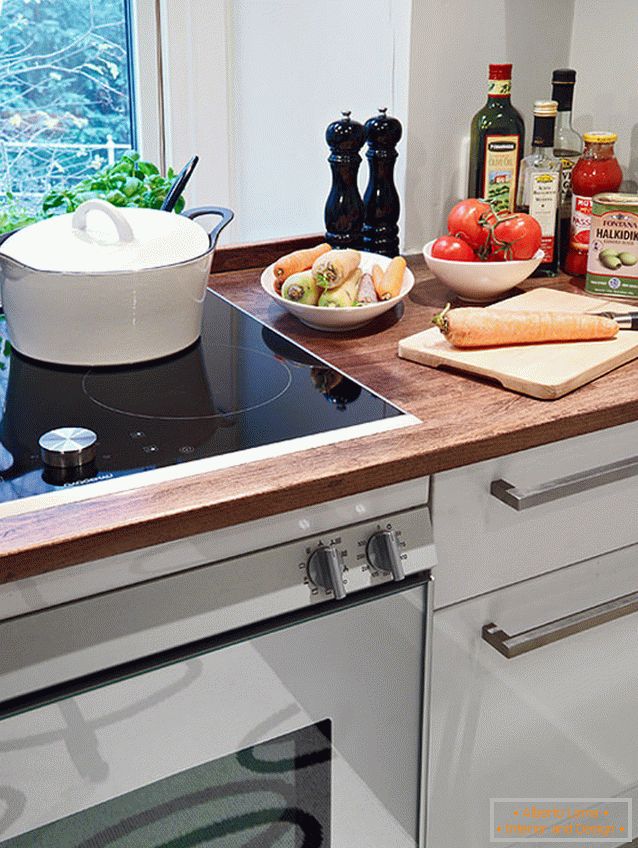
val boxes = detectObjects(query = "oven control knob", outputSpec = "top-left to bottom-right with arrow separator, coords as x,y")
307,545 -> 346,599
366,530 -> 405,581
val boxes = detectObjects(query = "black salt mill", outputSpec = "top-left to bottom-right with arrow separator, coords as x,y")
324,111 -> 365,249
362,107 -> 403,257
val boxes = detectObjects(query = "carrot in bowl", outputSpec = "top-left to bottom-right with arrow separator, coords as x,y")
377,256 -> 407,301
432,304 -> 618,348
273,243 -> 332,291
371,264 -> 385,300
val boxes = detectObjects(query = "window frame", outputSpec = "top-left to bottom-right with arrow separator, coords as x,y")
130,0 -> 234,228
129,0 -> 164,173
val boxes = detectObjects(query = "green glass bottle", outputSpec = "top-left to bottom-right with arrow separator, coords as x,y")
468,63 -> 525,213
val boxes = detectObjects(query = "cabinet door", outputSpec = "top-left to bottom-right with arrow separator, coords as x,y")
432,419 -> 638,607
428,544 -> 638,848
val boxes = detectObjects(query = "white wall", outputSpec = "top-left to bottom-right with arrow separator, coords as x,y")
402,0 -> 576,252
160,0 -> 232,202
160,0 -> 635,250
228,0 -> 412,243
569,0 -> 638,191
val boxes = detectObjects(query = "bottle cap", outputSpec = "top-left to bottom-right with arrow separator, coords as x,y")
583,132 -> 617,144
489,63 -> 512,80
552,68 -> 577,84
533,100 -> 558,117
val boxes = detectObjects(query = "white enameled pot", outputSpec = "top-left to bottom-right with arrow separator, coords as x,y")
0,200 -> 233,366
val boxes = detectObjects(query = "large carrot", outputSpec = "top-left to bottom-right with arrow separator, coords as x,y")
377,256 -> 407,300
273,243 -> 332,291
432,304 -> 618,348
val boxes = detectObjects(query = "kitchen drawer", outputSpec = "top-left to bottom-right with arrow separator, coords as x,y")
428,544 -> 638,848
432,419 -> 638,607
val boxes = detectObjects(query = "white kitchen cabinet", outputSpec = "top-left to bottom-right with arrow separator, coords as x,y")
428,543 -> 638,848
432,419 -> 638,607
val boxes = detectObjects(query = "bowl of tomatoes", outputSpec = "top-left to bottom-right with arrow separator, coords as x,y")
423,199 -> 544,302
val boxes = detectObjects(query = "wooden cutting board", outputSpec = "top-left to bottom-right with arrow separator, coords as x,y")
398,287 -> 638,400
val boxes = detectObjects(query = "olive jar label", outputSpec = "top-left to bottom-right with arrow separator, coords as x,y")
586,193 -> 638,298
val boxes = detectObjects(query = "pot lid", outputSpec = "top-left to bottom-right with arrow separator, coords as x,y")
1,200 -> 210,273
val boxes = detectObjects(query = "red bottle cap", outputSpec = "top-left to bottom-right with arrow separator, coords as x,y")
489,63 -> 512,80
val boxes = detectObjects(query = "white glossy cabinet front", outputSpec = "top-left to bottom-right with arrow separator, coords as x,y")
428,544 -> 638,848
432,419 -> 638,608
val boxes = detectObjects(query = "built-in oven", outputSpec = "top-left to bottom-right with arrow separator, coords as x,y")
0,486 -> 435,847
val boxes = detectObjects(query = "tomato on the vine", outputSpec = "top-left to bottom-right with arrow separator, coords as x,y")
491,213 -> 542,260
431,235 -> 476,262
447,199 -> 495,252
486,246 -> 507,262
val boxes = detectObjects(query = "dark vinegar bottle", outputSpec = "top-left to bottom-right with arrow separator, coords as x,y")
468,63 -> 525,214
551,68 -> 582,266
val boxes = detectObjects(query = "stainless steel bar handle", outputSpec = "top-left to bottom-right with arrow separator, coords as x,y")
482,590 -> 638,658
490,454 -> 638,510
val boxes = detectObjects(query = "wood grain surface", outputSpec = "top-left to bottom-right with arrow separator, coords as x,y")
398,287 -> 638,399
212,233 -> 325,273
1,252 -> 638,583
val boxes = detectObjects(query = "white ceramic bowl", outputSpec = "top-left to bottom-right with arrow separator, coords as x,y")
261,251 -> 414,331
422,240 -> 544,303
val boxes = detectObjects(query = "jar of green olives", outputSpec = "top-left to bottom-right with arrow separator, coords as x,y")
586,193 -> 638,298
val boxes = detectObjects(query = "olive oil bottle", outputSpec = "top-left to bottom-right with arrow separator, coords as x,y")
468,63 -> 525,213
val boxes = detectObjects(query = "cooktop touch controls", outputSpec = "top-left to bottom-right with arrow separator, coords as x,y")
38,427 -> 98,469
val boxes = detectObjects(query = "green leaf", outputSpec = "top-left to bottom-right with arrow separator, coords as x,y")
138,160 -> 159,177
122,176 -> 142,197
105,189 -> 127,206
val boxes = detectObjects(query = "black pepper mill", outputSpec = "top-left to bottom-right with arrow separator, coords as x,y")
362,108 -> 403,256
324,111 -> 365,248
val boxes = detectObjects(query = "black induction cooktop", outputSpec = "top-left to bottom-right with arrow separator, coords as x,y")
0,291 -> 403,505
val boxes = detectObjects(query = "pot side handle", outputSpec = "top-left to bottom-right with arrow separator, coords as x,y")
182,206 -> 234,249
72,199 -> 135,243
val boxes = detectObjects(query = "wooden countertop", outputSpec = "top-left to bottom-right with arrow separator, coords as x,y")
2,253 -> 638,584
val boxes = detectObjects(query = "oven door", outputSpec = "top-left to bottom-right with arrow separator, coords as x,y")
0,578 -> 430,847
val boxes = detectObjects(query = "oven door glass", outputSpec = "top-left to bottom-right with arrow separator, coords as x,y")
0,583 -> 427,847
1,721 -> 331,847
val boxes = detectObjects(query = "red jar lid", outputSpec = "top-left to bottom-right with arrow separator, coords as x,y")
489,63 -> 512,80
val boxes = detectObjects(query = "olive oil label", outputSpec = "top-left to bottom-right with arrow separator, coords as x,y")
586,196 -> 638,297
488,79 -> 511,97
529,172 -> 560,262
482,135 -> 519,212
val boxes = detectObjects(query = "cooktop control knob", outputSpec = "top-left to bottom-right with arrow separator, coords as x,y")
39,427 -> 97,469
307,545 -> 346,600
366,530 -> 405,581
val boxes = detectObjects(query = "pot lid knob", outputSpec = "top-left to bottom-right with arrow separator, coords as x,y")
39,427 -> 97,469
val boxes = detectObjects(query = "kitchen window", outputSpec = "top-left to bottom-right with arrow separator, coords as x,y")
0,0 -> 409,244
0,0 -> 141,210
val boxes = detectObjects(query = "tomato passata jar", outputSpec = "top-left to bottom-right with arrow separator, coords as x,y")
564,132 -> 623,276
